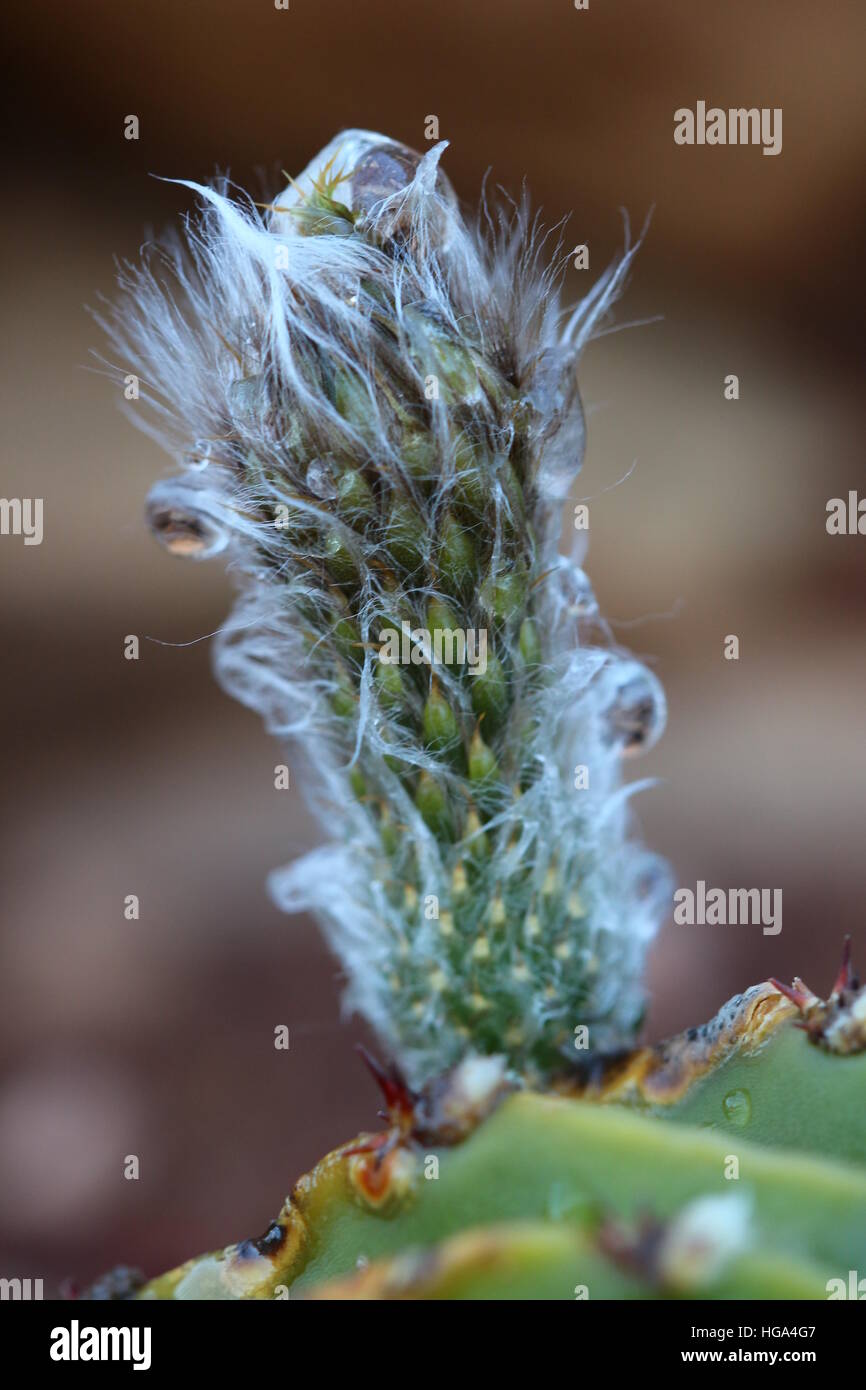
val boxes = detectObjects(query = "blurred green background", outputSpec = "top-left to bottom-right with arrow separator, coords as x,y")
1,0 -> 864,1292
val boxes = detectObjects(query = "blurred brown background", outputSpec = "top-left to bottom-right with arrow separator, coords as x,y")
1,0 -> 864,1293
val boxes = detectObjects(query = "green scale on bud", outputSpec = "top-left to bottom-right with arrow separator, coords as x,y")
480,566 -> 527,624
470,652 -> 509,733
335,466 -> 376,525
422,680 -> 461,757
414,770 -> 454,842
436,512 -> 477,595
518,616 -> 543,668
322,529 -> 359,588
468,726 -> 498,788
374,659 -> 407,712
385,498 -> 426,574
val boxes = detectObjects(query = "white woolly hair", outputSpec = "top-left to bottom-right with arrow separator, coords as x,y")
100,130 -> 670,1085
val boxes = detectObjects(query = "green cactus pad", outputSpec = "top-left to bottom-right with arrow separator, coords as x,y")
307,1220 -> 833,1301
649,1024 -> 866,1164
562,969 -> 866,1166
135,1090 -> 866,1300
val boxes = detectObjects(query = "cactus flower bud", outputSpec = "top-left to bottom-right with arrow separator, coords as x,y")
107,128 -> 664,1084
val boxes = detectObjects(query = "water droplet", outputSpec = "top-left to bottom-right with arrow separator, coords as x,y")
524,347 -> 581,437
227,374 -> 266,419
184,438 -> 212,472
546,1180 -> 588,1222
556,563 -> 598,619
352,143 -> 421,217
722,1088 -> 752,1127
602,660 -> 666,756
145,482 -> 228,560
305,456 -> 338,499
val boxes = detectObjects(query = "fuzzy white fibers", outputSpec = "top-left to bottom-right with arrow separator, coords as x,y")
102,130 -> 669,1084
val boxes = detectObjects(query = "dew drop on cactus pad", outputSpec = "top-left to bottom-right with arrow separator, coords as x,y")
722,1088 -> 753,1128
